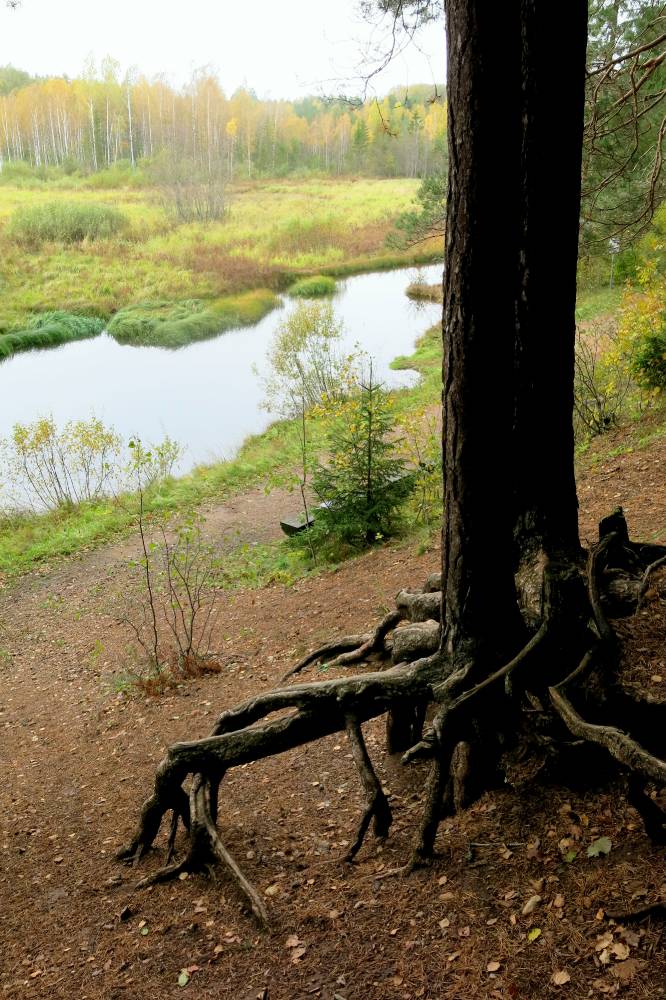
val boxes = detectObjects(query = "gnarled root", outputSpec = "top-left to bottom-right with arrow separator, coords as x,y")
120,510 -> 666,922
119,661 -> 437,924
344,714 -> 392,860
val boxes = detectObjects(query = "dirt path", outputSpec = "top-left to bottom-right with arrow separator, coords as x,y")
0,427 -> 664,1000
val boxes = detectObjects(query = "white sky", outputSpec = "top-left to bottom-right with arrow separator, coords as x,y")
0,0 -> 444,98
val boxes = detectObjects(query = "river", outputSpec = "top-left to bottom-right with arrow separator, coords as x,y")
0,264 -> 443,475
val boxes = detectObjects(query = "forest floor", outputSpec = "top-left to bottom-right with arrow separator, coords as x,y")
0,416 -> 665,1000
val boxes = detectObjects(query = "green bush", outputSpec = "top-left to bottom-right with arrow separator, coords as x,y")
287,275 -> 337,297
632,325 -> 666,388
0,312 -> 104,360
8,200 -> 128,245
83,160 -> 147,189
0,160 -> 43,185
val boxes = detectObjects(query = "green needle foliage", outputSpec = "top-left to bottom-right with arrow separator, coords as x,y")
312,370 -> 415,546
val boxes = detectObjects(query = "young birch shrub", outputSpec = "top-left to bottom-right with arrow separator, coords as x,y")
259,300 -> 354,417
0,416 -> 122,510
0,419 -> 180,512
397,406 -> 443,525
118,439 -> 222,686
616,271 -> 666,391
573,322 -> 637,441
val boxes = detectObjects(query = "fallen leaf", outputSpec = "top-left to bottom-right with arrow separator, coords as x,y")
178,970 -> 190,987
291,946 -> 307,964
552,970 -> 571,985
587,836 -> 612,858
619,928 -> 641,948
563,850 -> 578,863
487,961 -> 501,972
264,884 -> 279,897
527,927 -> 542,942
285,934 -> 300,949
611,958 -> 643,982
447,951 -> 460,962
610,941 -> 630,961
553,894 -> 565,908
596,932 -> 614,952
522,895 -> 542,916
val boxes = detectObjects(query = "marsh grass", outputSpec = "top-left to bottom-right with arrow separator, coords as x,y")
405,280 -> 443,301
0,178 -> 432,330
8,200 -> 128,246
107,290 -> 278,348
288,275 -> 337,297
0,312 -> 104,359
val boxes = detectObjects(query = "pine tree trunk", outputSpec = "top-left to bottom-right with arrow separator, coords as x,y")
442,0 -> 589,663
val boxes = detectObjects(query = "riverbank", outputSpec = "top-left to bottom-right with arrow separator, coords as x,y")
0,177 -> 442,346
0,281 -> 631,580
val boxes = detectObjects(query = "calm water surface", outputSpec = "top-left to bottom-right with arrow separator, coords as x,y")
0,264 -> 442,474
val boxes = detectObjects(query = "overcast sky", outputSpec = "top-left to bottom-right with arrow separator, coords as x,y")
0,0 -> 444,98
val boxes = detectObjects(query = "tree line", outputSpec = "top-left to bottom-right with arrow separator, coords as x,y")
0,62 -> 447,179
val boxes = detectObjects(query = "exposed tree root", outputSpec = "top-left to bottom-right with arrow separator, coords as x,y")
637,552 -> 666,610
120,511 -> 666,925
605,902 -> 666,923
282,609 -> 403,680
344,714 -> 392,860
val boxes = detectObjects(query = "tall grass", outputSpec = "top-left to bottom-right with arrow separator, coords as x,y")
0,312 -> 104,360
107,290 -> 278,347
8,200 -> 128,245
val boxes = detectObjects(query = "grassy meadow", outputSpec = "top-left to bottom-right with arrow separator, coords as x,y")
0,177 -> 441,340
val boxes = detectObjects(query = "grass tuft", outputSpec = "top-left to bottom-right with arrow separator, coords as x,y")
288,275 -> 337,297
0,312 -> 104,360
405,281 -> 442,302
107,290 -> 278,348
8,200 -> 128,246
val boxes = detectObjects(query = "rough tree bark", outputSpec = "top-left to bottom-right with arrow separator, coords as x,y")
119,2 -> 666,921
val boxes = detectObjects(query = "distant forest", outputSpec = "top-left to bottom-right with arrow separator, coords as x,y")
0,63 -> 447,178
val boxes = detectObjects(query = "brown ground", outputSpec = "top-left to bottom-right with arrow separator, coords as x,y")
0,422 -> 664,1000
